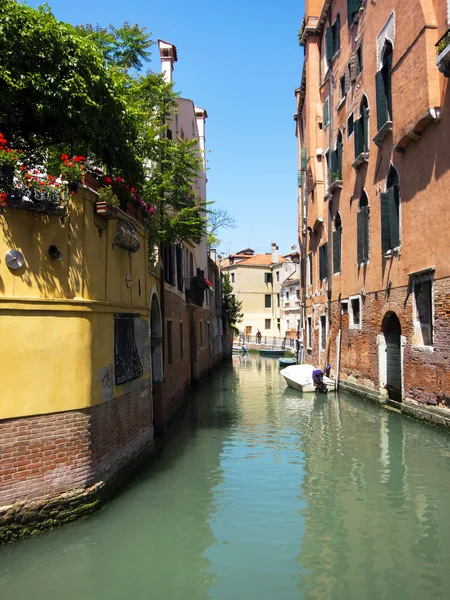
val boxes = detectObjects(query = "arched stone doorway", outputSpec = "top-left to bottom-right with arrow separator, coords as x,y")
382,311 -> 402,402
150,291 -> 164,434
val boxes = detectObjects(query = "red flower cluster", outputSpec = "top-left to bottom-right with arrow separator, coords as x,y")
0,133 -> 7,150
0,191 -> 7,207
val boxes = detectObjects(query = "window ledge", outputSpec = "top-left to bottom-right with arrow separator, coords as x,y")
412,345 -> 435,354
329,178 -> 343,192
373,121 -> 393,145
383,246 -> 401,258
336,96 -> 346,111
352,152 -> 369,169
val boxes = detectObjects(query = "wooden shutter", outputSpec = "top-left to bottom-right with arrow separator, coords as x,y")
386,52 -> 393,120
323,98 -> 329,124
330,150 -> 338,179
333,229 -> 341,273
357,210 -> 364,264
389,184 -> 400,247
354,118 -> 364,157
319,244 -> 328,280
362,206 -> 370,262
297,172 -> 302,187
176,244 -> 183,291
345,63 -> 351,93
334,15 -> 340,53
350,52 -> 357,82
301,147 -> 307,170
362,106 -> 369,151
380,190 -> 392,253
326,27 -> 334,61
337,140 -> 343,177
376,70 -> 388,131
348,0 -> 359,25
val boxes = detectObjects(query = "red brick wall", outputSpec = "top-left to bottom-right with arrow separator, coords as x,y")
0,384 -> 153,507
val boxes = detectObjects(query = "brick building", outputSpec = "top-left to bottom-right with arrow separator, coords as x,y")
297,0 -> 450,406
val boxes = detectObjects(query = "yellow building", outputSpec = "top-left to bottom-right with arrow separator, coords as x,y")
220,243 -> 299,339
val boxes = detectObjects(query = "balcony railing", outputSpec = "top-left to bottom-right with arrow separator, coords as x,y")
185,277 -> 205,307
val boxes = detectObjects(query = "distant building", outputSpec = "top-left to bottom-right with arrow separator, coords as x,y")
280,269 -> 301,339
297,0 -> 450,406
220,243 -> 299,338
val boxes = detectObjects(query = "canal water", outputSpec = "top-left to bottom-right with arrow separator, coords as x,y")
2,356 -> 450,599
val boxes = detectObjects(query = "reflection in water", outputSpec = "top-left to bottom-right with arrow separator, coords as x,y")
1,357 -> 450,599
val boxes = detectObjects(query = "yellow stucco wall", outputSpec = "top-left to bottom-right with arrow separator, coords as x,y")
0,187 -> 158,420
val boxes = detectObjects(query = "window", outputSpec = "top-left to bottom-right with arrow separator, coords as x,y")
325,14 -> 340,61
340,74 -> 346,100
348,0 -> 362,27
277,293 -> 280,307
331,131 -> 343,181
264,272 -> 273,284
166,128 -> 172,140
354,96 -> 369,158
276,271 -> 280,282
114,313 -> 143,385
413,277 -> 433,346
350,296 -> 361,329
381,167 -> 400,253
167,320 -> 173,365
265,319 -> 271,330
357,191 -> 370,265
296,289 -> 300,300
286,319 -> 290,331
341,300 -> 349,316
347,113 -> 354,138
308,253 -> 313,286
333,212 -> 342,274
323,97 -> 330,127
325,150 -> 331,186
376,41 -> 393,131
320,316 -> 327,350
286,290 -> 290,301
180,322 -> 183,359
319,243 -> 328,281
307,316 -> 313,348
340,64 -> 351,101
355,45 -> 363,78
265,294 -> 272,308
231,272 -> 235,283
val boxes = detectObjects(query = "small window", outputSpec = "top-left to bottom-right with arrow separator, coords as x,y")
179,322 -> 183,359
277,293 -> 280,307
319,243 -> 328,281
286,290 -> 290,301
231,272 -> 235,283
340,74 -> 346,100
307,316 -> 313,349
320,315 -> 327,350
264,272 -> 273,284
265,294 -> 272,308
348,0 -> 362,27
347,113 -> 354,138
296,289 -> 300,300
381,167 -> 401,253
276,271 -> 280,282
167,320 -> 173,365
376,41 -> 393,130
114,313 -> 144,385
357,191 -> 370,265
356,45 -> 363,77
341,300 -> 349,316
350,296 -> 361,329
413,278 -> 433,346
265,318 -> 271,330
333,212 -> 342,274
166,128 -> 172,140
308,253 -> 313,286
323,97 -> 330,127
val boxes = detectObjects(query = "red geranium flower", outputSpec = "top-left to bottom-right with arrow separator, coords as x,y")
61,154 -> 69,161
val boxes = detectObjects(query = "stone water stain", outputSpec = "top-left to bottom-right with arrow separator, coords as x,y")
1,356 -> 450,599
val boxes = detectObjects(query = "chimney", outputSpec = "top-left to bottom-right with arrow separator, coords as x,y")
209,248 -> 217,262
158,39 -> 178,83
271,242 -> 279,263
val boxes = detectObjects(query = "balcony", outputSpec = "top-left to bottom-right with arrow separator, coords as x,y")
436,29 -> 450,77
185,277 -> 205,307
373,121 -> 393,146
352,152 -> 369,169
329,171 -> 343,192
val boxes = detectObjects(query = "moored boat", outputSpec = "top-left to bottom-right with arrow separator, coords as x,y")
259,348 -> 285,357
280,364 -> 335,393
279,357 -> 297,368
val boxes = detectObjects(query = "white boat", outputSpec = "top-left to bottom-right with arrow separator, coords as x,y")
280,364 -> 336,393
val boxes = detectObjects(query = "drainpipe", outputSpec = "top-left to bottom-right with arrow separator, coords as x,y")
326,5 -> 334,371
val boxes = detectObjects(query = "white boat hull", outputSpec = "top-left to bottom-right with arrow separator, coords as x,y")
280,364 -> 335,393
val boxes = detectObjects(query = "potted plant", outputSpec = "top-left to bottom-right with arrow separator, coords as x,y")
0,133 -> 19,185
60,154 -> 86,193
95,185 -> 119,219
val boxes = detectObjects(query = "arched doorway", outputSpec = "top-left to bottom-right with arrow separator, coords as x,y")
382,311 -> 402,402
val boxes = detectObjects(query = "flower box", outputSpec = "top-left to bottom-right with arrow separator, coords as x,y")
83,173 -> 101,192
95,201 -> 118,220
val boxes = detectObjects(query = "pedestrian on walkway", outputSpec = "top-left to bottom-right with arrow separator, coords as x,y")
256,329 -> 262,344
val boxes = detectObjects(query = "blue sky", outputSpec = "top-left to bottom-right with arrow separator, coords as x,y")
29,0 -> 304,256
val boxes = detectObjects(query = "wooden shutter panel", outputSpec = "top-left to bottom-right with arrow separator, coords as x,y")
354,119 -> 364,157
334,15 -> 340,53
324,98 -> 329,124
357,210 -> 364,264
348,0 -> 359,25
330,150 -> 338,179
319,244 -> 328,280
380,190 -> 392,253
326,27 -> 334,61
345,63 -> 351,93
362,206 -> 370,262
333,229 -> 341,273
389,184 -> 400,247
376,70 -> 388,131
386,52 -> 393,120
301,147 -> 307,170
350,52 -> 357,82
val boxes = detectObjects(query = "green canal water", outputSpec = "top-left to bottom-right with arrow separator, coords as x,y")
2,356 -> 450,599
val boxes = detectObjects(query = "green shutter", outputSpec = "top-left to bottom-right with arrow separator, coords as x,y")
362,106 -> 369,151
301,147 -> 307,170
362,206 -> 370,262
333,229 -> 341,273
386,52 -> 393,120
337,140 -> 343,177
376,70 -> 388,131
265,294 -> 271,308
326,27 -> 334,61
357,210 -> 364,264
348,0 -> 359,25
323,98 -> 329,125
389,184 -> 400,247
354,118 -> 364,157
319,244 -> 328,280
334,15 -> 340,53
330,150 -> 338,180
380,190 -> 392,252
297,172 -> 302,187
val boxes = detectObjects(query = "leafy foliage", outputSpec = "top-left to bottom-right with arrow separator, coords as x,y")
222,273 -> 243,325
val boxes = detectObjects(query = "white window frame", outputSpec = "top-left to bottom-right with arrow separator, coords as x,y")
349,295 -> 362,330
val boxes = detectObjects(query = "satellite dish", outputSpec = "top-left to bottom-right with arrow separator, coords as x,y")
5,249 -> 25,270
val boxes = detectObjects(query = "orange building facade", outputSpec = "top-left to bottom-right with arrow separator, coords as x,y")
297,0 -> 450,408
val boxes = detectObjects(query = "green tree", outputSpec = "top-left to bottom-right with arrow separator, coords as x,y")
222,273 -> 243,325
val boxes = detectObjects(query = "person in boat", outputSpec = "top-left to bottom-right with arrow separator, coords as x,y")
312,368 -> 328,393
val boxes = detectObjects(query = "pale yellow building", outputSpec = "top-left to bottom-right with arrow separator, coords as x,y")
221,243 -> 299,339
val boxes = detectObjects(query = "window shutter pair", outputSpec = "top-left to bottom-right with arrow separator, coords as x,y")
376,70 -> 389,130
326,26 -> 334,61
357,207 -> 369,264
330,150 -> 338,180
333,229 -> 341,273
301,147 -> 307,170
348,0 -> 360,26
380,185 -> 400,252
354,119 -> 364,157
319,244 -> 328,281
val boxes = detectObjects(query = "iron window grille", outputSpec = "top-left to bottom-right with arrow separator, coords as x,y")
114,313 -> 143,385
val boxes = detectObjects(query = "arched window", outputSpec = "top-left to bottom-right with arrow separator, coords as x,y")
381,166 -> 400,253
333,212 -> 342,274
376,41 -> 393,130
354,95 -> 369,158
357,191 -> 370,265
331,130 -> 343,182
